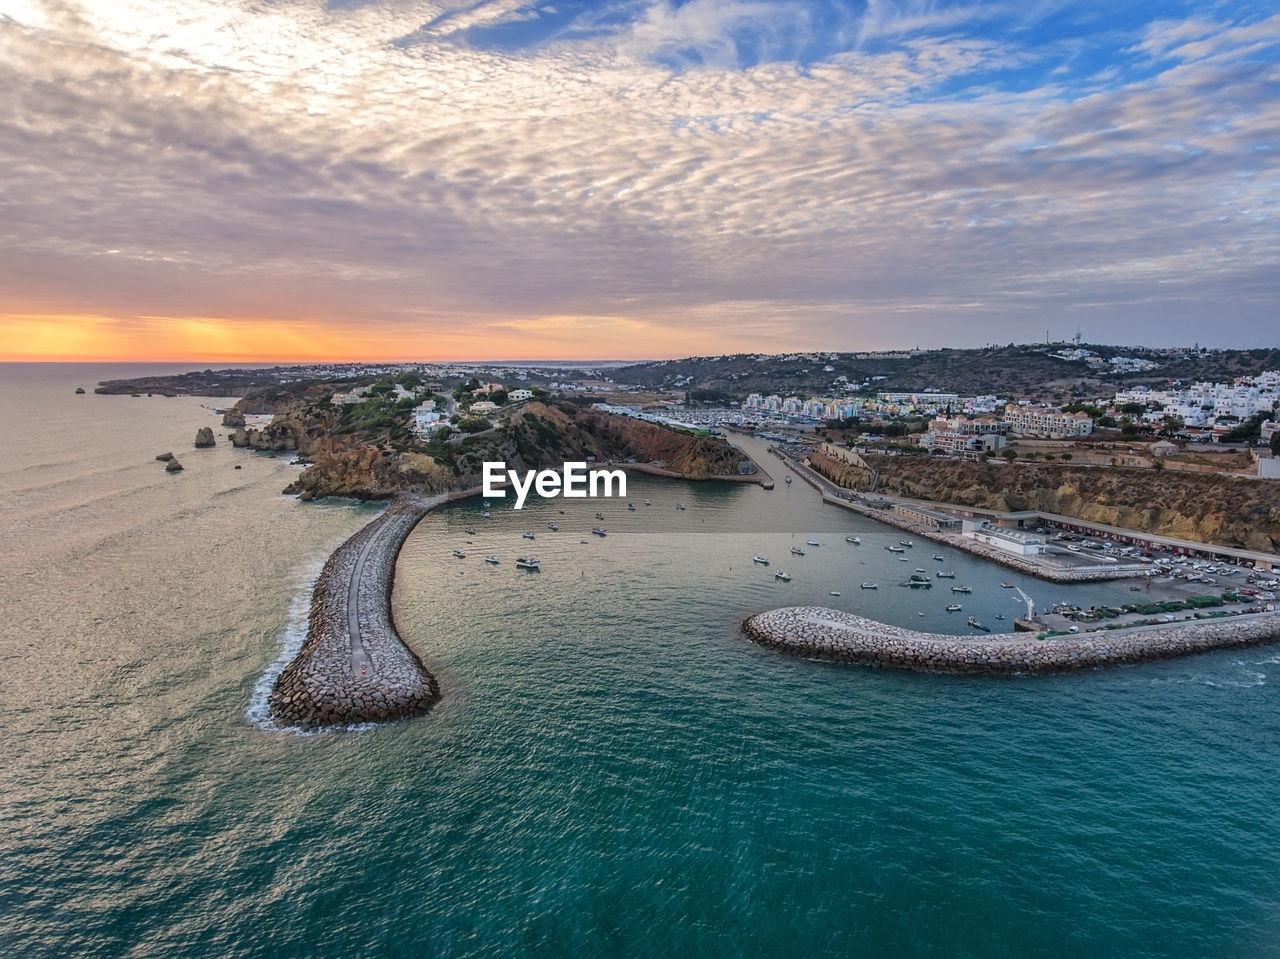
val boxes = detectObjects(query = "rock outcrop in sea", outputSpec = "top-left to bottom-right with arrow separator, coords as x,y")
194,427 -> 216,448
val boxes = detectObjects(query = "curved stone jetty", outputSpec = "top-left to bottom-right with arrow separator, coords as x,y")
269,492 -> 452,728
743,606 -> 1280,675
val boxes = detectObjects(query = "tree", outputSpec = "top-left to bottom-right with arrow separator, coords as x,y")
1002,449 -> 1017,462
457,416 -> 490,433
490,389 -> 509,406
1061,452 -> 1073,461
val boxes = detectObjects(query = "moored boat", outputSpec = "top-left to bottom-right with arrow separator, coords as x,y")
515,556 -> 540,570
946,603 -> 962,611
484,555 -> 500,564
548,522 -> 559,531
452,549 -> 467,558
967,616 -> 990,632
861,582 -> 878,589
951,585 -> 972,593
1000,582 -> 1015,588
753,555 -> 770,565
791,547 -> 806,556
846,536 -> 861,544
592,527 -> 607,536
886,545 -> 905,553
936,570 -> 955,578
522,531 -> 536,540
806,540 -> 820,547
775,571 -> 791,581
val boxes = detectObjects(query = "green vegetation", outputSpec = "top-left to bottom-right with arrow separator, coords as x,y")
456,416 -> 492,434
1220,411 -> 1268,443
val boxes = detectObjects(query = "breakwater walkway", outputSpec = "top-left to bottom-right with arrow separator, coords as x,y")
269,490 -> 471,729
743,606 -> 1280,675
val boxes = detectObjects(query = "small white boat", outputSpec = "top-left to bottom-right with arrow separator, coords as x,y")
846,536 -> 861,544
806,540 -> 820,547
829,590 -> 841,596
861,582 -> 878,589
791,547 -> 806,556
775,571 -> 791,581
886,545 -> 905,553
676,503 -> 686,510
900,540 -> 913,547
785,476 -> 792,483
592,527 -> 607,536
548,522 -> 559,531
464,527 -> 477,535
522,531 -> 536,540
628,503 -> 636,511
753,555 -> 770,565
595,512 -> 605,520
915,567 -> 926,573
932,554 -> 944,561
484,555 -> 500,564
967,616 -> 990,632
644,499 -> 651,506
453,549 -> 467,558
515,556 -> 540,570
946,603 -> 962,612
951,585 -> 972,593
1000,582 -> 1015,588
481,510 -> 491,518
936,570 -> 955,578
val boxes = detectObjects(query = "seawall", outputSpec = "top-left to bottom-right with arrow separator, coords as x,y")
775,448 -> 1154,584
268,489 -> 476,729
742,605 -> 1280,675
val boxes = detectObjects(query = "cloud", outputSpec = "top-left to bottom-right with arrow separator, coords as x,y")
1,0 -> 1278,359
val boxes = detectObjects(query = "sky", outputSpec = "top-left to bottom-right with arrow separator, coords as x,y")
1,0 -> 1278,361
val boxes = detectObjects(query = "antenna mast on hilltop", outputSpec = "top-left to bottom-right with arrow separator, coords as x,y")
1074,326 -> 1082,347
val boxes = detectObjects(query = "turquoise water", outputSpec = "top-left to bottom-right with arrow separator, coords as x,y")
4,365 -> 1280,957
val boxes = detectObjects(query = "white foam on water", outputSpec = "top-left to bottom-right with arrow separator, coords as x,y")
246,560 -> 322,735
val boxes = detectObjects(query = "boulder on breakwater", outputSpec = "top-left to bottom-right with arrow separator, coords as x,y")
742,605 -> 1280,676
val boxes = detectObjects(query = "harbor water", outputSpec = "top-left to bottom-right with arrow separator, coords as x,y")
3,364 -> 1279,958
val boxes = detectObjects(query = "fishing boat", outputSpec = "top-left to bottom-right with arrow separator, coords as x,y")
946,603 -> 963,611
522,531 -> 536,540
592,527 -> 607,537
595,512 -> 605,520
846,536 -> 861,544
452,549 -> 467,558
951,585 -> 972,593
861,582 -> 878,589
515,556 -> 540,570
915,567 -> 926,573
906,575 -> 932,589
1000,582 -> 1015,588
753,555 -> 770,565
484,555 -> 500,564
775,571 -> 791,581
936,570 -> 956,578
791,547 -> 806,556
806,540 -> 820,547
547,522 -> 559,531
932,554 -> 944,561
967,616 -> 990,632
900,540 -> 914,547
886,545 -> 905,553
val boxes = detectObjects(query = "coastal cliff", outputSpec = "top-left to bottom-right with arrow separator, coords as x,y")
807,452 -> 1280,553
273,400 -> 748,500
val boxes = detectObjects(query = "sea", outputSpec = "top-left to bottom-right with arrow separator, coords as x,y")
3,363 -> 1279,958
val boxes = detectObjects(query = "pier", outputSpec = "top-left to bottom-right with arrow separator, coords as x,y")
743,605 -> 1280,675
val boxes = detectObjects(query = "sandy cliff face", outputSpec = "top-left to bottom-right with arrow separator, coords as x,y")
274,402 -> 747,500
808,453 -> 1280,553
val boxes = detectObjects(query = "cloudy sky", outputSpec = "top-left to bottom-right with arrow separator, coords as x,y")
1,0 -> 1278,360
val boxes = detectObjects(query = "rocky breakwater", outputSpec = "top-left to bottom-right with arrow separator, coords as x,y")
268,493 -> 443,728
742,605 -> 1280,675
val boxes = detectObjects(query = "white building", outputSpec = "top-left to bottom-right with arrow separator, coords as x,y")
1003,408 -> 1094,438
509,388 -> 534,402
963,522 -> 1047,555
413,406 -> 443,435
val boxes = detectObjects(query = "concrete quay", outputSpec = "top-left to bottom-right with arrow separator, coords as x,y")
742,605 -> 1280,675
269,490 -> 471,729
774,449 -> 1154,584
